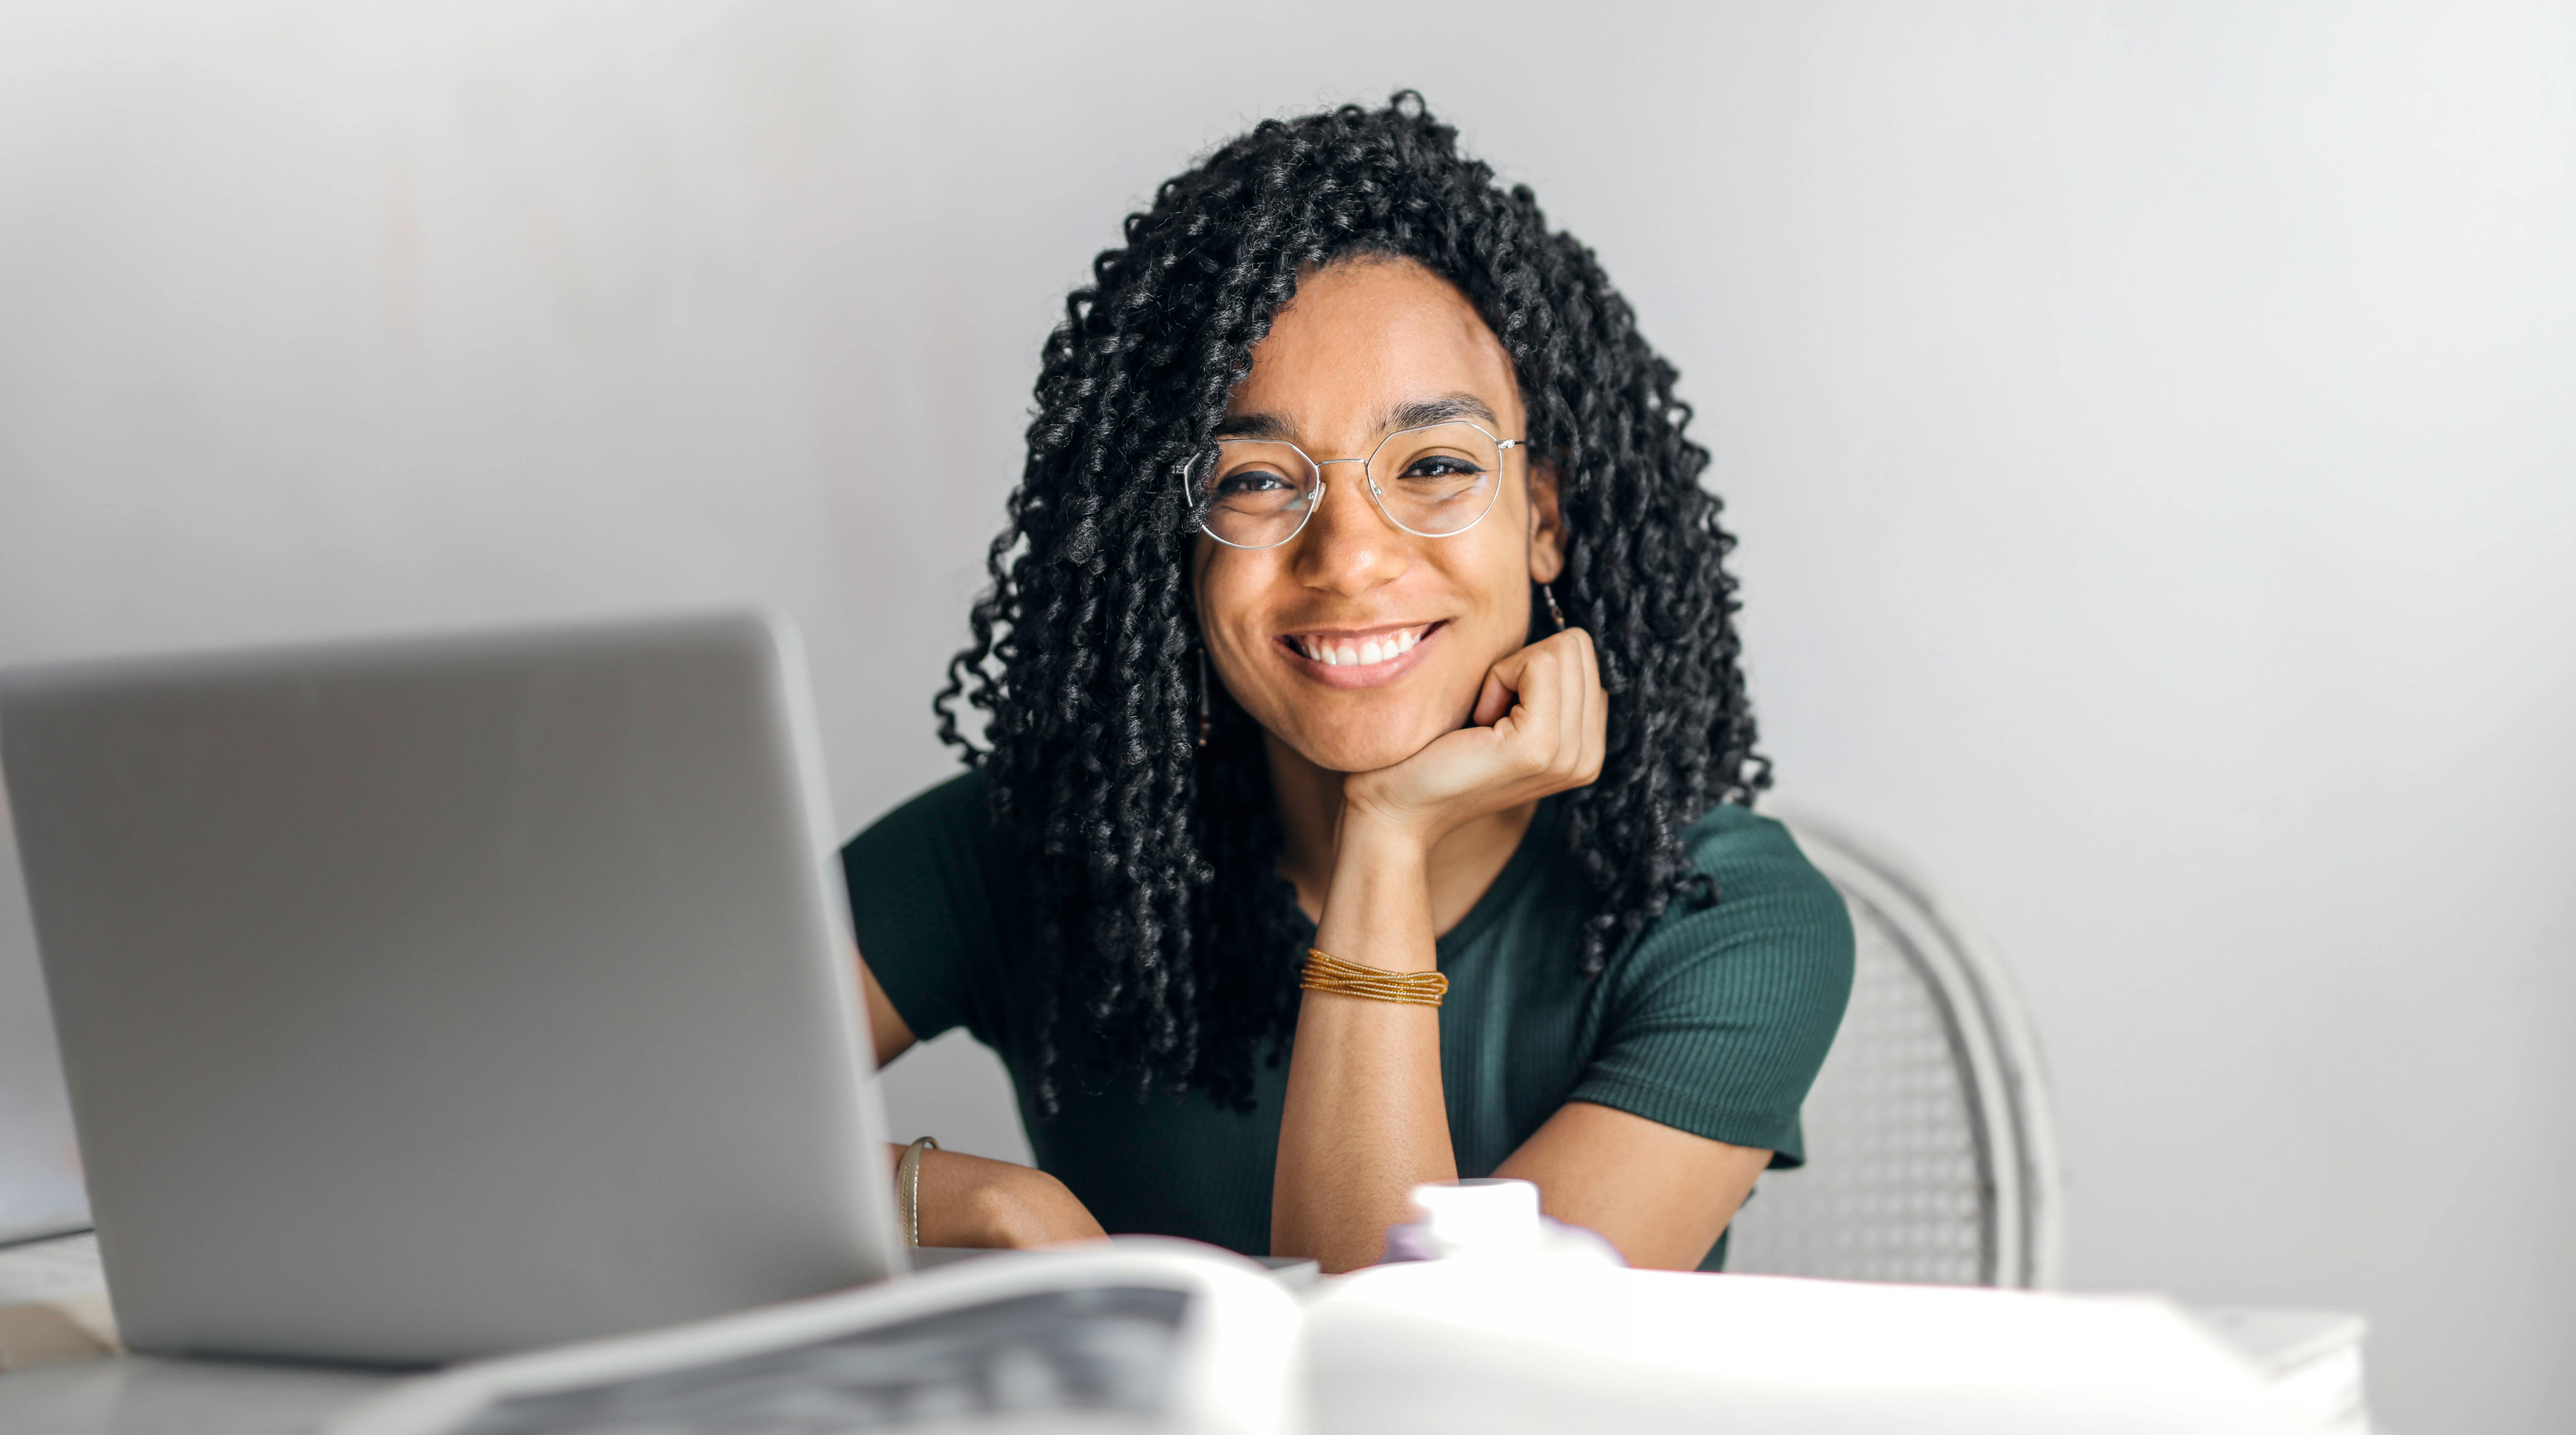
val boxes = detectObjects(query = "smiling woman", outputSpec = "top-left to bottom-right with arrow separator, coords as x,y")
838,94 -> 1854,1273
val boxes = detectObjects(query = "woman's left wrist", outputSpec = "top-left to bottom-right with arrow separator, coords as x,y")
1334,802 -> 1439,868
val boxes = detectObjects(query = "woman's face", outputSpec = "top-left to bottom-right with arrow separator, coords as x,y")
1191,257 -> 1563,774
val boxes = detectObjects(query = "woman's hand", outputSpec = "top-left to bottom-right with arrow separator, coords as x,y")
892,1145 -> 1106,1248
1340,627 -> 1608,852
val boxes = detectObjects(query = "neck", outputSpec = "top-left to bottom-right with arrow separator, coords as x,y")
1263,733 -> 1539,935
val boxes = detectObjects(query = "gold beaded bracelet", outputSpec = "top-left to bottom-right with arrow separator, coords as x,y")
1301,947 -> 1449,1007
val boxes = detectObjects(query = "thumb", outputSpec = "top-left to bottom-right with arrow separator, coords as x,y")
1471,649 -> 1533,727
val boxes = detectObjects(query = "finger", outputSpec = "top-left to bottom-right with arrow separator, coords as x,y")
1532,630 -> 1596,789
1546,638 -> 1584,778
1502,641 -> 1568,769
1576,633 -> 1608,783
1476,643 -> 1542,728
1538,632 -> 1590,776
1484,640 -> 1538,689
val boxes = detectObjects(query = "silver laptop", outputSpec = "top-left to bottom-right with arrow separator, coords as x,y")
0,611 -> 904,1364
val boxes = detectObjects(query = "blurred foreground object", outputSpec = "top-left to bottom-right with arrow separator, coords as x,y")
321,1240 -> 1304,1435
2191,1308 -> 2372,1435
2,1229 -> 2368,1432
1726,807 -> 2063,1288
1306,1260 -> 2317,1435
1381,1178 -> 1624,1266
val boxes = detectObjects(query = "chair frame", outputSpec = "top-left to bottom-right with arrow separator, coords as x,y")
1771,805 -> 2067,1289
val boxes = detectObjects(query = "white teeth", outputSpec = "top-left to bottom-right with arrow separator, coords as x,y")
1296,628 -> 1427,666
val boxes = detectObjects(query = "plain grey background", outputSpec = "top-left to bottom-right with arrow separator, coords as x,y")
0,3 -> 2567,1429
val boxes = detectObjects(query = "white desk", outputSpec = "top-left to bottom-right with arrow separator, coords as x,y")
0,1351 -> 391,1435
0,1232 -> 375,1433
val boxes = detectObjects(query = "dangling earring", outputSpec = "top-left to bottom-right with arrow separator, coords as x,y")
1197,645 -> 1211,749
1540,581 -> 1567,633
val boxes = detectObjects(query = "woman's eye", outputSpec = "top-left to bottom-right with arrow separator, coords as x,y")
1401,455 -> 1483,480
1214,469 -> 1293,498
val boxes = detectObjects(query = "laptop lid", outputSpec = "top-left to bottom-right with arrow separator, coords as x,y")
0,610 -> 902,1363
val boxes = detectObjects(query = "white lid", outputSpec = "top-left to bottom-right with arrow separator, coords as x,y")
1407,1178 -> 1543,1256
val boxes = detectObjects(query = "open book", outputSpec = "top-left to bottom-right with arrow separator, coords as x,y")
307,1236 -> 2347,1435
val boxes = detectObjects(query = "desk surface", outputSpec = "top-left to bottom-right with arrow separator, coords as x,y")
0,1351 -> 391,1435
2,1234 -> 391,1434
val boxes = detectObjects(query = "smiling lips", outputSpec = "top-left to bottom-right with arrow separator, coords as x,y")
1283,618 -> 1443,670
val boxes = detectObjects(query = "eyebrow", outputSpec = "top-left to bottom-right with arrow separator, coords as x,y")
1386,393 -> 1498,431
1216,410 -> 1295,441
1217,392 -> 1500,444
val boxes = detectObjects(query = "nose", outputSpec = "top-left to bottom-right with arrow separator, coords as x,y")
1289,462 -> 1409,597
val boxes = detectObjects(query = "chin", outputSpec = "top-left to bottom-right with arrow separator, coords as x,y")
1287,711 -> 1458,775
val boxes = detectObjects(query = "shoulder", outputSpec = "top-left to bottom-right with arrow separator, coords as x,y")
842,766 -> 1019,913
858,765 -> 994,839
1682,803 -> 1851,932
842,766 -> 1012,873
839,766 -> 1018,1043
1616,802 -> 1856,1002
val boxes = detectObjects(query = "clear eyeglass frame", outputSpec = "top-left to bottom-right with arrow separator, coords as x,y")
1187,420 -> 1526,551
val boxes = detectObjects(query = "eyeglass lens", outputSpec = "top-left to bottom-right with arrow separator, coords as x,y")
1196,422 -> 1504,548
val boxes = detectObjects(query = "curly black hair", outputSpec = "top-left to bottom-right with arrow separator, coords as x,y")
934,92 -> 1765,1113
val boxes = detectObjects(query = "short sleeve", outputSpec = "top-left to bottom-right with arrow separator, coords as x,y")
838,769 -> 1010,1046
1567,806 -> 1855,1168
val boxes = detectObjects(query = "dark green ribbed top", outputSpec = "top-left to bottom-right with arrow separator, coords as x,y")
841,769 -> 1853,1270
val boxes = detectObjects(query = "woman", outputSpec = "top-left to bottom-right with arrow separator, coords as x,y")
842,94 -> 1853,1274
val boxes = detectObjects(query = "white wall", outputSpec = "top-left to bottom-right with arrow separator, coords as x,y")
1,3 -> 2568,1428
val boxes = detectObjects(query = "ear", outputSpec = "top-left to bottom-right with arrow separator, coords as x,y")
1526,461 -> 1566,585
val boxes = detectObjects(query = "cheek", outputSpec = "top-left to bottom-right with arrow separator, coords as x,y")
1193,557 -> 1281,696
1191,542 -> 1247,643
1444,532 -> 1538,642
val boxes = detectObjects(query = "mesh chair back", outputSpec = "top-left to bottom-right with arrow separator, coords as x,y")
1722,809 -> 2063,1288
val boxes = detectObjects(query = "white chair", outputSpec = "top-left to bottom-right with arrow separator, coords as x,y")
1722,808 -> 2065,1288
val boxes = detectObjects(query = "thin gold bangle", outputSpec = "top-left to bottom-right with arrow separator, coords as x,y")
897,1135 -> 939,1248
1301,947 -> 1448,1007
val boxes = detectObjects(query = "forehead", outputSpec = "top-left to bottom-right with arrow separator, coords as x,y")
1223,257 -> 1520,442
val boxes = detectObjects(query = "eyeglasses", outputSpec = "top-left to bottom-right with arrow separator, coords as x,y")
1189,420 -> 1524,550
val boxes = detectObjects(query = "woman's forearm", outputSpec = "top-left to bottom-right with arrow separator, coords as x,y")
889,1145 -> 1105,1248
1270,816 -> 1456,1271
